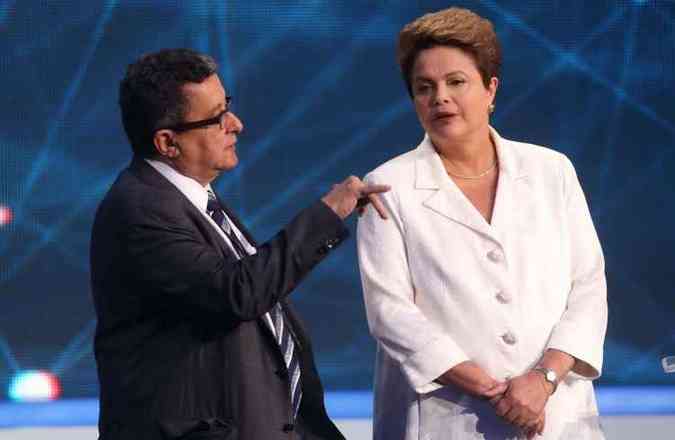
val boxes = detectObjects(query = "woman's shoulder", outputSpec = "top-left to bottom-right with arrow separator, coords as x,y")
500,135 -> 575,178
504,136 -> 568,163
364,145 -> 420,183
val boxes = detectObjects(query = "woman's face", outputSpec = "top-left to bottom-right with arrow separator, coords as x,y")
411,45 -> 497,147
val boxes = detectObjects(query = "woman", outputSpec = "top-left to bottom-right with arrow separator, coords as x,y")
357,7 -> 607,440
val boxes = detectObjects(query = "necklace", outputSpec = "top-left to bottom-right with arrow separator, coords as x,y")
445,158 -> 498,180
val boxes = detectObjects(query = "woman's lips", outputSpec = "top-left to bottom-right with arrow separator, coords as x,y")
433,112 -> 456,121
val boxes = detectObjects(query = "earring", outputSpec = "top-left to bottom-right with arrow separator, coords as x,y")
488,103 -> 495,115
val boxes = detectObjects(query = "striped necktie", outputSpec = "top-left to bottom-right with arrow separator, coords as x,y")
206,190 -> 248,258
270,303 -> 303,419
206,190 -> 302,418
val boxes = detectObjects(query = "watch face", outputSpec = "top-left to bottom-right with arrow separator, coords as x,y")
545,370 -> 557,383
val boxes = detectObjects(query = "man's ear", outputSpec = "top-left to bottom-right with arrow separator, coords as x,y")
153,129 -> 181,159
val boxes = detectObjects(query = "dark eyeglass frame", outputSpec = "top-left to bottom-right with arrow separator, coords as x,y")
162,96 -> 232,132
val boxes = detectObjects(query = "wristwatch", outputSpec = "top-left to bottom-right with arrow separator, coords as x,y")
533,366 -> 558,394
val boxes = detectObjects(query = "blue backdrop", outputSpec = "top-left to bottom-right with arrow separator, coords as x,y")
1,0 -> 674,403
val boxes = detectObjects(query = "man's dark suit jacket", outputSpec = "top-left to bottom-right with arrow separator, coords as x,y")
90,158 -> 348,440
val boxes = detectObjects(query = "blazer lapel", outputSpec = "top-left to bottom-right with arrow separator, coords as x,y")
489,128 -> 530,236
416,130 -> 531,248
213,193 -> 259,248
129,158 -> 237,260
207,194 -> 284,343
209,194 -> 295,347
416,137 -> 501,243
131,159 -> 303,354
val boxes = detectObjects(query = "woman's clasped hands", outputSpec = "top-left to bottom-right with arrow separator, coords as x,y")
438,361 -> 551,438
489,370 -> 551,438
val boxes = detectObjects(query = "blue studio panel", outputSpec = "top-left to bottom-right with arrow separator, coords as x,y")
0,0 -> 674,422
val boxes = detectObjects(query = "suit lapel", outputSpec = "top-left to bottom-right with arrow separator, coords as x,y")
208,193 -> 289,346
128,158 -> 236,260
131,158 -> 302,356
206,194 -> 285,344
213,193 -> 259,248
207,193 -> 298,354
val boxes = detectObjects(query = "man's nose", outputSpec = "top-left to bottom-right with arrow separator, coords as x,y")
225,111 -> 244,133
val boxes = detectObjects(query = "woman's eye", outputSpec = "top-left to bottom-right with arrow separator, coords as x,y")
415,84 -> 431,93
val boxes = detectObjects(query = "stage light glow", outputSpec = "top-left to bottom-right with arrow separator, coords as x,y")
8,370 -> 61,402
0,204 -> 12,227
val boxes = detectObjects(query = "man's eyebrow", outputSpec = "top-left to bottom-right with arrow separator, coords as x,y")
208,102 -> 225,114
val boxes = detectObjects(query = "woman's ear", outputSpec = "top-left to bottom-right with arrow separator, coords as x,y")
488,76 -> 499,101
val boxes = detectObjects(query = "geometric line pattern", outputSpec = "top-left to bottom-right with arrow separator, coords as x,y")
0,1 -> 674,402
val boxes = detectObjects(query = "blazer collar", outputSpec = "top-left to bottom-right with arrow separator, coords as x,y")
129,155 -> 173,189
126,157 -> 245,257
414,127 -> 528,244
414,127 -> 526,189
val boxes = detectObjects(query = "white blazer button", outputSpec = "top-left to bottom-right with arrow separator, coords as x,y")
487,250 -> 503,262
496,291 -> 510,304
501,332 -> 517,345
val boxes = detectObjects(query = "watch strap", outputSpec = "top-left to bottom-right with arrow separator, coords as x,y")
533,366 -> 558,394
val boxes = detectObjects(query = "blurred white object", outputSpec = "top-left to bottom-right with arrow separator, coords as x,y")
662,356 -> 675,373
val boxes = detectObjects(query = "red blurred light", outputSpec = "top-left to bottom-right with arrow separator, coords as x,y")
0,204 -> 12,227
8,370 -> 62,402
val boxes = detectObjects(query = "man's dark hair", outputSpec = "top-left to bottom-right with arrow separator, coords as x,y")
119,48 -> 218,157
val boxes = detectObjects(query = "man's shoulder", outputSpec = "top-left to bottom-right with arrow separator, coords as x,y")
95,162 -> 186,226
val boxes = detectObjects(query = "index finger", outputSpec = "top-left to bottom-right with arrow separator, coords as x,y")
360,184 -> 391,195
367,193 -> 389,220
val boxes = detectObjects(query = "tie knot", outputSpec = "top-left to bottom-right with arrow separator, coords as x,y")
206,190 -> 220,214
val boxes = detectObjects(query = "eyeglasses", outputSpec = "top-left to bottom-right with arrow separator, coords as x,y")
163,96 -> 233,132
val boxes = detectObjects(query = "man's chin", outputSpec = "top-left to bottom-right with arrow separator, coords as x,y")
220,156 -> 239,171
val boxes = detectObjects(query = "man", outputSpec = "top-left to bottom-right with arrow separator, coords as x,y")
90,48 -> 388,440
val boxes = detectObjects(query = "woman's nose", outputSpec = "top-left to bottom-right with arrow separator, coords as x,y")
433,85 -> 451,104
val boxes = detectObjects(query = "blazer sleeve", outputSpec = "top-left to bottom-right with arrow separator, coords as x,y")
120,196 -> 348,323
357,172 -> 470,394
546,155 -> 608,379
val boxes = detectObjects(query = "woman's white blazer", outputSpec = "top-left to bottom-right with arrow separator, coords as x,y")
357,128 -> 608,439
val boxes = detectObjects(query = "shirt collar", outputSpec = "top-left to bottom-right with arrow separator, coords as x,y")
145,159 -> 210,213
